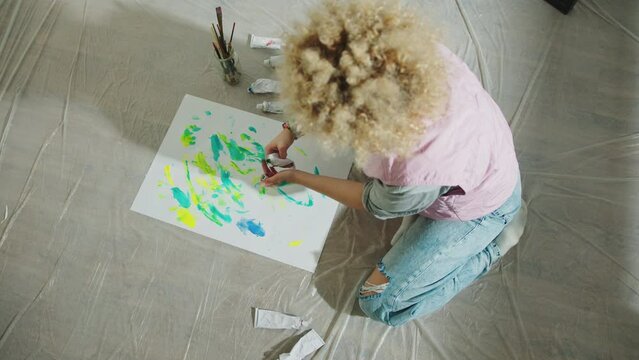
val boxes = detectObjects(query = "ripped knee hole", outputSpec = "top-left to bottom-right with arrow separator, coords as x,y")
359,267 -> 390,297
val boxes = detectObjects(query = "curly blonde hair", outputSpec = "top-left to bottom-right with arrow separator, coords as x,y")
279,0 -> 448,165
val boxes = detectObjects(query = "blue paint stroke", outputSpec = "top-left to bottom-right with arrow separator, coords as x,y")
237,218 -> 266,237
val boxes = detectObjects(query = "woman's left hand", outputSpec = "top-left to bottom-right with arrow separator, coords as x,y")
262,170 -> 298,187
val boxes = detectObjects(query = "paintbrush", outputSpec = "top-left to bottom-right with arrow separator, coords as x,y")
228,22 -> 236,51
210,25 -> 222,59
211,23 -> 227,59
216,7 -> 225,48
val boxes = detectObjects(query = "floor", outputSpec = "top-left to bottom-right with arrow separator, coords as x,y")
0,0 -> 638,359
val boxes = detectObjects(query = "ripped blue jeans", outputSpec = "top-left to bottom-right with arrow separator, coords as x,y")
358,180 -> 522,326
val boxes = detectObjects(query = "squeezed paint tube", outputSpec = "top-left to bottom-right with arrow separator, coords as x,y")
257,101 -> 284,114
248,79 -> 281,94
253,308 -> 309,330
264,55 -> 285,68
278,329 -> 325,360
248,34 -> 284,49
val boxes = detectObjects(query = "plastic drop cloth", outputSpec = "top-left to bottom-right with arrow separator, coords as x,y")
0,0 -> 638,359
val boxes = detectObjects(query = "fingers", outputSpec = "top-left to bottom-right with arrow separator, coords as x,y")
262,172 -> 282,187
261,160 -> 277,178
265,143 -> 278,155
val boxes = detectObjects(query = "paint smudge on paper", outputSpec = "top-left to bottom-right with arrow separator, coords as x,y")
171,187 -> 191,208
164,165 -> 175,185
237,218 -> 266,237
277,188 -> 314,207
181,125 -> 202,146
288,240 -> 302,247
176,208 -> 196,227
205,111 -> 212,116
294,147 -> 307,156
161,118 -> 321,232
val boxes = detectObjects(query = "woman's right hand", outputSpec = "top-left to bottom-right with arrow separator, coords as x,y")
265,129 -> 295,158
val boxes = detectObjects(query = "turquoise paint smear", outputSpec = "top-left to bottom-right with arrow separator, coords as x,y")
205,111 -> 212,116
313,166 -> 320,175
219,135 -> 252,161
210,135 -> 225,161
217,164 -> 240,192
252,142 -> 265,160
171,187 -> 191,208
237,218 -> 265,237
277,188 -> 314,207
184,161 -> 232,226
248,126 -> 257,133
198,203 -> 232,225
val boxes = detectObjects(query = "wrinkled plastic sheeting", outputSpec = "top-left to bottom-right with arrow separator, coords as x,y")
0,0 -> 638,359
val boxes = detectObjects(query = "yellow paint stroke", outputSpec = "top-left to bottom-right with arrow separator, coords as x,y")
176,208 -> 196,228
164,165 -> 175,186
293,147 -> 307,156
288,240 -> 303,247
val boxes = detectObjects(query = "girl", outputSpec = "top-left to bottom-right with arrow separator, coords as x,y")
262,0 -> 527,326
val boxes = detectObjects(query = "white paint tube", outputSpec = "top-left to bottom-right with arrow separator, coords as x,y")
253,308 -> 309,330
256,101 -> 284,114
278,329 -> 325,360
248,79 -> 281,94
248,34 -> 283,49
264,55 -> 285,68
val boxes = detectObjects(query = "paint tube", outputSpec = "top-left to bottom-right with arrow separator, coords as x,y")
248,79 -> 281,94
263,55 -> 285,68
278,329 -> 325,360
253,308 -> 309,330
248,34 -> 283,49
256,101 -> 284,114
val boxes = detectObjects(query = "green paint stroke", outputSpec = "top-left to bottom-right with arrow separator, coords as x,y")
210,135 -> 225,161
181,125 -> 201,147
313,166 -> 320,175
205,111 -> 212,116
240,133 -> 252,141
229,161 -> 254,175
248,126 -> 257,133
171,187 -> 191,208
192,152 -> 217,176
277,188 -> 314,207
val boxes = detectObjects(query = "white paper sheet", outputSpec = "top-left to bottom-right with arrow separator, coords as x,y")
131,95 -> 352,272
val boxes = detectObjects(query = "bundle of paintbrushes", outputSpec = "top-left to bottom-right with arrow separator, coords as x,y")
211,7 -> 240,85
